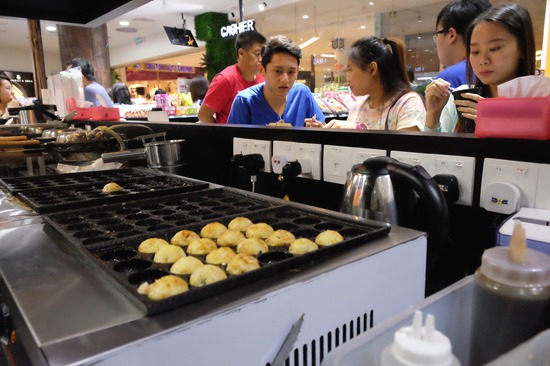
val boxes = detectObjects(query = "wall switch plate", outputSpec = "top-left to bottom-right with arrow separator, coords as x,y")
433,154 -> 475,206
249,139 -> 272,173
390,151 -> 433,168
323,145 -> 353,184
351,147 -> 386,165
391,151 -> 475,206
296,143 -> 322,180
481,158 -> 540,208
273,141 -> 296,175
535,163 -> 550,210
233,137 -> 251,155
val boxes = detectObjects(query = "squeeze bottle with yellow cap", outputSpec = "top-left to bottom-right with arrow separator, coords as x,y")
469,222 -> 550,366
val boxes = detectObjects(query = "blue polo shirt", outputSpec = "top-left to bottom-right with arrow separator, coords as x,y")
436,60 -> 467,89
227,83 -> 325,127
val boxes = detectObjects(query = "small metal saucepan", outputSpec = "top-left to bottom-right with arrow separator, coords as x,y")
102,133 -> 185,169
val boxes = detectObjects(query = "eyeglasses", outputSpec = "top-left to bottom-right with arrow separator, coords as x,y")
432,29 -> 449,42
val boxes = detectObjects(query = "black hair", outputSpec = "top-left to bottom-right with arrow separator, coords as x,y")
436,0 -> 492,38
66,57 -> 96,81
465,3 -> 536,98
261,35 -> 302,68
188,76 -> 210,102
406,65 -> 415,83
112,82 -> 133,105
235,30 -> 266,53
154,89 -> 167,95
0,75 -> 12,105
347,36 -> 411,99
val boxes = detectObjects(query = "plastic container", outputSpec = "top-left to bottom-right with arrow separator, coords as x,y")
475,96 -> 550,140
469,244 -> 550,365
381,310 -> 460,366
484,328 -> 550,365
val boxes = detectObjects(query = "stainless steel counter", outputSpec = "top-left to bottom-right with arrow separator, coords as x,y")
0,187 -> 427,366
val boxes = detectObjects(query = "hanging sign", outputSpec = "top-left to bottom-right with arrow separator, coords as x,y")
220,20 -> 256,38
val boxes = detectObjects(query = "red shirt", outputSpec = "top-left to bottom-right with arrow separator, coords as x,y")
202,64 -> 264,124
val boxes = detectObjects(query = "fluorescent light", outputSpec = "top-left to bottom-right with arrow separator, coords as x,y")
119,20 -> 130,26
299,36 -> 319,49
302,15 -> 309,19
320,53 -> 335,58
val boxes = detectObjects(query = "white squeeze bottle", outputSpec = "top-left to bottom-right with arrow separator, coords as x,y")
381,310 -> 461,366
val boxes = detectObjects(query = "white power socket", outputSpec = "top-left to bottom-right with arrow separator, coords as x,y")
481,158 -> 540,209
535,163 -> 550,210
433,154 -> 475,206
391,150 -> 475,206
249,139 -> 272,173
323,145 -> 385,184
233,137 -> 251,155
273,141 -> 321,180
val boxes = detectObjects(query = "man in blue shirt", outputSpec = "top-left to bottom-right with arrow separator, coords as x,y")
66,57 -> 114,107
228,35 -> 324,127
432,0 -> 491,88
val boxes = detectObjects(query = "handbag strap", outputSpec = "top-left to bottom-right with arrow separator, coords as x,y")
384,91 -> 409,130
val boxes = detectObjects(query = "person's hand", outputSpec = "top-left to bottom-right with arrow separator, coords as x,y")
454,93 -> 483,121
425,79 -> 451,113
323,120 -> 356,129
305,114 -> 324,128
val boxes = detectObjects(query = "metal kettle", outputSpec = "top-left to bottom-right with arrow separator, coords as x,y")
341,156 -> 447,228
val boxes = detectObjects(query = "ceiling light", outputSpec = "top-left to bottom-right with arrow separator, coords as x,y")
258,2 -> 267,11
119,20 -> 130,26
302,15 -> 309,19
417,16 -> 422,23
46,25 -> 57,32
360,25 -> 366,29
299,36 -> 319,49
369,1 -> 374,5
320,54 -> 335,58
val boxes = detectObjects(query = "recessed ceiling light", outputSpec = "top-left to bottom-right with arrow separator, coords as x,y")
369,1 -> 374,5
46,25 -> 57,32
360,25 -> 366,29
119,21 -> 130,26
302,15 -> 309,19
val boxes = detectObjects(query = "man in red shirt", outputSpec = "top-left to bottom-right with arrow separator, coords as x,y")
198,30 -> 266,124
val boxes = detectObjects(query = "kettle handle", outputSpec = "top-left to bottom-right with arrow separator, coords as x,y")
387,158 -> 450,267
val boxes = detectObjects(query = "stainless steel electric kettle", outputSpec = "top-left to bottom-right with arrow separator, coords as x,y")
341,156 -> 458,295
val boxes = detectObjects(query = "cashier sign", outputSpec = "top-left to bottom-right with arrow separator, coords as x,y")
221,20 -> 256,38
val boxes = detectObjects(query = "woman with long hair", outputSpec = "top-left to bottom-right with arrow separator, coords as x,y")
425,3 -> 536,132
307,36 -> 425,131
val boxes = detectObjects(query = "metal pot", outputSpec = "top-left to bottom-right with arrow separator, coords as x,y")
143,139 -> 185,168
101,139 -> 185,169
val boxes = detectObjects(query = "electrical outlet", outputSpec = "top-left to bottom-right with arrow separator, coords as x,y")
535,163 -> 550,210
481,158 -> 540,208
323,145 -> 353,184
272,141 -> 296,174
249,139 -> 272,173
351,147 -> 386,165
390,151 -> 434,170
296,143 -> 322,180
433,154 -> 475,206
233,137 -> 251,155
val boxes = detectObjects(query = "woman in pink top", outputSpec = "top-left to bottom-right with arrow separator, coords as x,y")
307,37 -> 425,131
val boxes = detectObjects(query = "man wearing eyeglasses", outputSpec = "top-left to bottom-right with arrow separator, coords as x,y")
432,0 -> 491,88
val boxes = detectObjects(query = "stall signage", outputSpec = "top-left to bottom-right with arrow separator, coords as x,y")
220,20 -> 256,38
130,63 -> 195,73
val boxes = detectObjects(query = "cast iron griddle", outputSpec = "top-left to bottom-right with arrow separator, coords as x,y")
16,174 -> 209,214
0,168 -> 158,195
83,205 -> 391,315
43,188 -> 279,249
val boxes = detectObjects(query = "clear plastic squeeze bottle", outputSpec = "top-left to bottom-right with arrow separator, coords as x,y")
469,222 -> 550,366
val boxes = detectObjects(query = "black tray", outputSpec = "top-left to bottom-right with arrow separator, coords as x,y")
56,205 -> 390,316
42,188 -> 279,250
18,174 -> 209,214
0,168 -> 159,195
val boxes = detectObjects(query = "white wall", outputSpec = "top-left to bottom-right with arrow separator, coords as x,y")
0,49 -> 62,76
